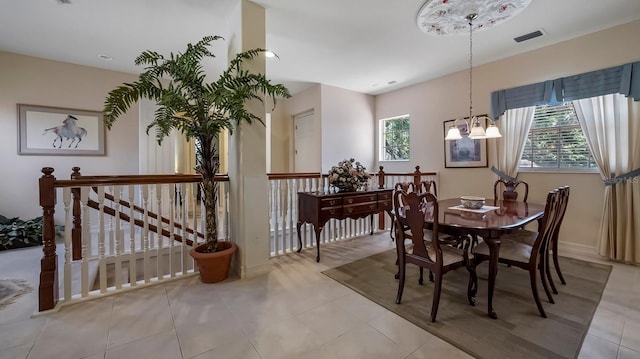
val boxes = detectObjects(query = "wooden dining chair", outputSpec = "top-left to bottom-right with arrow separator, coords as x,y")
503,186 -> 571,295
472,189 -> 560,318
394,190 -> 477,322
389,182 -> 418,241
494,178 -> 529,202
546,186 -> 570,293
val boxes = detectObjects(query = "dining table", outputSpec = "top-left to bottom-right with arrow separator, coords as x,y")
425,198 -> 546,319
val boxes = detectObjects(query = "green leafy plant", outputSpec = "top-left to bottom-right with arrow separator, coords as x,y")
103,35 -> 290,252
0,215 -> 62,251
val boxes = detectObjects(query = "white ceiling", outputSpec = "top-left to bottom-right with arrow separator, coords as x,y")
1,0 -> 640,96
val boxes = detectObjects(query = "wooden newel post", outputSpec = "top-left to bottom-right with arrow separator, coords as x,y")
70,167 -> 82,260
377,166 -> 386,230
378,166 -> 386,189
39,167 -> 58,311
412,166 -> 421,188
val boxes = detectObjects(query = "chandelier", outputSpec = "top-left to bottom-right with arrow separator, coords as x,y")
445,13 -> 501,141
415,0 -> 533,140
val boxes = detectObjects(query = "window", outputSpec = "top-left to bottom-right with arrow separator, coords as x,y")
519,103 -> 596,170
380,115 -> 410,161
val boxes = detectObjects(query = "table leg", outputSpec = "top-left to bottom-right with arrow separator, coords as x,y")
296,221 -> 303,253
370,214 -> 374,235
484,236 -> 501,319
314,227 -> 322,262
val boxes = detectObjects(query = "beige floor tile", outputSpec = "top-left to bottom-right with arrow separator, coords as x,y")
579,334 -> 620,359
107,286 -> 173,348
190,336 -> 260,359
588,307 -> 625,344
408,335 -> 475,359
329,323 -> 411,359
105,329 -> 181,359
6,234 -> 640,358
0,317 -> 45,351
622,321 -> 640,353
28,300 -> 112,359
246,316 -> 328,359
174,312 -> 245,358
619,346 -> 640,359
0,343 -> 32,359
368,311 -> 432,353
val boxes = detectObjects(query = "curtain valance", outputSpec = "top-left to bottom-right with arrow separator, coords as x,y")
490,60 -> 640,119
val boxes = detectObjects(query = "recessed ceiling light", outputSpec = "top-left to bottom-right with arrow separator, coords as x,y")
58,0 -> 72,4
264,50 -> 276,58
98,54 -> 114,61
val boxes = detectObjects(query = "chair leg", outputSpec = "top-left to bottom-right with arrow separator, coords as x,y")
430,273 -> 443,322
553,242 -> 567,285
539,258 -> 555,304
418,267 -> 424,285
529,267 -> 547,318
545,249 -> 558,295
396,256 -> 406,304
429,270 -> 434,283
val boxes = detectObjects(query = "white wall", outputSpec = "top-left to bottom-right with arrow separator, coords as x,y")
374,20 -> 640,255
320,85 -> 375,173
0,52 -> 140,220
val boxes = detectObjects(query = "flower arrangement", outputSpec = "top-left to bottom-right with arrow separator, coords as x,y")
328,158 -> 370,192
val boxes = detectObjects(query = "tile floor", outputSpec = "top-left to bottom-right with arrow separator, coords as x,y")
1,233 -> 640,359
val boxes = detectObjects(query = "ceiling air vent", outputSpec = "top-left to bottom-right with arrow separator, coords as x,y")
514,30 -> 544,43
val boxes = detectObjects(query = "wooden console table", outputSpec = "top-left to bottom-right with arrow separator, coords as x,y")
296,188 -> 393,261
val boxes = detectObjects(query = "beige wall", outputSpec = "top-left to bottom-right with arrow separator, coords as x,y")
320,85 -> 375,172
0,52 -> 140,220
374,20 -> 640,255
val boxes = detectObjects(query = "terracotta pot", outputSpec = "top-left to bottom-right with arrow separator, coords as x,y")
189,241 -> 238,283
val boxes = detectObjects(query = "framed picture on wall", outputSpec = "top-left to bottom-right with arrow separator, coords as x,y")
17,104 -> 105,156
443,116 -> 488,168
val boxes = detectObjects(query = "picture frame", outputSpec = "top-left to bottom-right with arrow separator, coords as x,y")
443,116 -> 488,168
17,104 -> 105,156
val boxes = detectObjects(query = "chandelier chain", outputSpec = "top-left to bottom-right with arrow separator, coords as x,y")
468,14 -> 474,122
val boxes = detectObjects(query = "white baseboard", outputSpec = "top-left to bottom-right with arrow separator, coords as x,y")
558,241 -> 603,262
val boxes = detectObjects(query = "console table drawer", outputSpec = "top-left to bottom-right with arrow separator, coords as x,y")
320,197 -> 342,207
344,202 -> 377,215
343,194 -> 377,205
379,200 -> 392,211
320,206 -> 343,221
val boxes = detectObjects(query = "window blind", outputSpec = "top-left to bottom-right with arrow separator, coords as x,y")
519,103 -> 596,169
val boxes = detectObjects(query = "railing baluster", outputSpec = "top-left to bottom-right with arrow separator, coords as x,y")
141,184 -> 150,284
128,185 -> 137,287
113,185 -> 123,290
80,186 -> 90,298
97,186 -> 107,293
168,184 -> 176,278
156,183 -> 164,281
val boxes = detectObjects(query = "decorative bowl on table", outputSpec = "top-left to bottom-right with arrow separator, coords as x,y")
460,196 -> 485,209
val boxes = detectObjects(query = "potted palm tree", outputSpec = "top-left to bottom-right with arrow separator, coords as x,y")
103,35 -> 290,282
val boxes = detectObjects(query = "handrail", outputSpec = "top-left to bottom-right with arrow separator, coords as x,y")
38,166 -> 221,311
267,172 -> 325,180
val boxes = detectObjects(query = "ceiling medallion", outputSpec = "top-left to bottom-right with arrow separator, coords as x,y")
416,0 -> 532,35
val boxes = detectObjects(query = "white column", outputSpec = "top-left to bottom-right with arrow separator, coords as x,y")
228,0 -> 272,278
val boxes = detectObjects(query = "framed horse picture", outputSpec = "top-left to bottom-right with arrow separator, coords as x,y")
17,104 -> 105,155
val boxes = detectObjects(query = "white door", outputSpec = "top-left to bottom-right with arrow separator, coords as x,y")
294,111 -> 320,172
